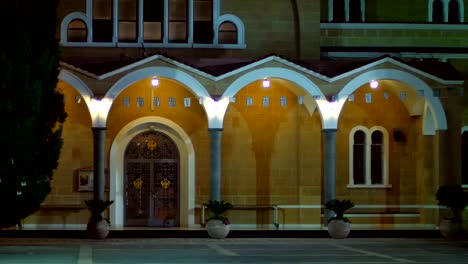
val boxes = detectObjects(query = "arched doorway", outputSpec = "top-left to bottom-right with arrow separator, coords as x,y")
124,131 -> 180,227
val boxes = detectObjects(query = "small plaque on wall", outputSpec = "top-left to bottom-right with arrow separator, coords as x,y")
78,169 -> 94,191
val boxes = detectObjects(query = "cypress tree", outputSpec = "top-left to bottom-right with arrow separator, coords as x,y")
0,0 -> 66,228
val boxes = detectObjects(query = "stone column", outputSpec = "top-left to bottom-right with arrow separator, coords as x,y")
209,128 -> 223,201
323,129 -> 337,225
92,127 -> 106,201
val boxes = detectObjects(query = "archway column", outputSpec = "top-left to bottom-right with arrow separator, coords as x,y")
209,128 -> 223,201
323,129 -> 337,226
92,127 -> 106,201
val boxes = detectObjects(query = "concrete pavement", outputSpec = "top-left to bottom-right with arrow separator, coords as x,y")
0,238 -> 467,263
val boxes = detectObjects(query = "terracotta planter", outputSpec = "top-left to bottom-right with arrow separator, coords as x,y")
206,219 -> 230,239
327,220 -> 351,239
86,220 -> 110,239
439,219 -> 462,239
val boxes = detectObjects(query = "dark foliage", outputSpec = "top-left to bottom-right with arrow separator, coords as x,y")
85,200 -> 114,223
203,200 -> 233,225
436,184 -> 468,222
325,199 -> 355,223
0,1 -> 66,228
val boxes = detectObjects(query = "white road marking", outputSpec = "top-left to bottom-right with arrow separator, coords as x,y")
207,244 -> 239,256
77,245 -> 93,264
331,243 -> 417,263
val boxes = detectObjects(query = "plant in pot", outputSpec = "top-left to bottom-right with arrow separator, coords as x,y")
435,184 -> 468,238
324,199 -> 355,239
85,199 -> 114,239
203,200 -> 233,239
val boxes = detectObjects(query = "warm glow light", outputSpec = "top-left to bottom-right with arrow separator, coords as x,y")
262,78 -> 270,88
151,77 -> 160,87
89,97 -> 113,127
370,80 -> 379,89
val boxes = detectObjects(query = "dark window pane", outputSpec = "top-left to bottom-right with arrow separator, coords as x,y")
372,131 -> 383,144
448,0 -> 460,23
462,132 -> 468,184
371,145 -> 383,184
194,0 -> 213,43
349,0 -> 362,22
353,130 -> 366,184
371,131 -> 383,184
353,144 -> 365,184
144,0 -> 164,22
354,130 -> 365,144
433,0 -> 444,23
333,0 -> 345,22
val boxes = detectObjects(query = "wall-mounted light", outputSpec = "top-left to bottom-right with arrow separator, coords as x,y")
370,80 -> 379,89
262,78 -> 270,88
151,77 -> 160,87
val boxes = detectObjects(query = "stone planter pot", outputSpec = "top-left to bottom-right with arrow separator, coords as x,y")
206,219 -> 230,239
327,220 -> 351,239
86,220 -> 110,239
439,219 -> 462,239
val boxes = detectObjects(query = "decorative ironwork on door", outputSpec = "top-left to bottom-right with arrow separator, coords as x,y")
124,131 -> 179,227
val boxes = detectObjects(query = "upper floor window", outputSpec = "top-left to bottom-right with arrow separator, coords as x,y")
348,126 -> 390,188
60,0 -> 246,48
329,0 -> 365,22
429,0 -> 464,23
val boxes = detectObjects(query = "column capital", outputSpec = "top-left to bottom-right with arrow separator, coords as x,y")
208,128 -> 223,132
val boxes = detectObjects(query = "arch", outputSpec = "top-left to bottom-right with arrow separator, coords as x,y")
109,116 -> 196,228
214,14 -> 245,45
222,67 -> 327,127
60,12 -> 91,43
338,69 -> 447,131
223,67 -> 324,99
106,66 -> 210,100
58,69 -> 94,106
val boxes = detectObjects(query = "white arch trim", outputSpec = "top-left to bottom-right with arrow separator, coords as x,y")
339,69 -> 447,131
60,11 -> 91,44
106,66 -> 211,99
222,67 -> 331,128
109,116 -> 196,229
214,14 -> 246,46
58,69 -> 94,108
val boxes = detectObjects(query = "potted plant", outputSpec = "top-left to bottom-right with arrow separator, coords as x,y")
324,199 -> 355,239
203,200 -> 233,239
435,184 -> 468,238
85,199 -> 114,239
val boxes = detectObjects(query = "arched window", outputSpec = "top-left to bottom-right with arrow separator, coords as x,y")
218,22 -> 237,44
433,0 -> 444,23
448,0 -> 460,23
333,0 -> 346,22
429,0 -> 464,23
349,0 -> 362,22
67,19 -> 87,42
353,130 -> 366,184
462,130 -> 468,185
349,126 -> 389,188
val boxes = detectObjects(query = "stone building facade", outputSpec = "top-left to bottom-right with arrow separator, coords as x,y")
22,0 -> 468,230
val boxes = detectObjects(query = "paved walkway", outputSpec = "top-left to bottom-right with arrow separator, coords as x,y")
0,238 -> 467,263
